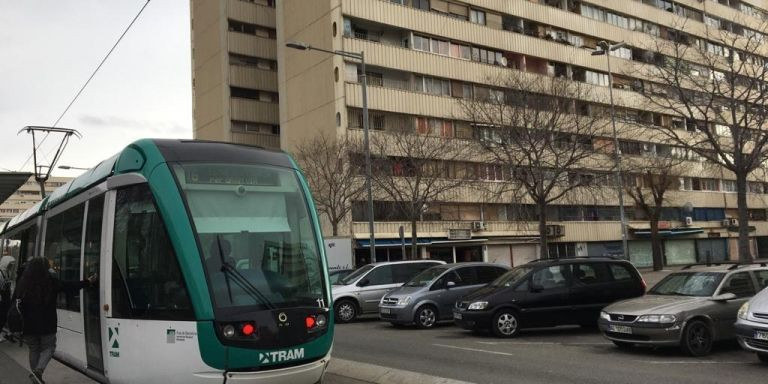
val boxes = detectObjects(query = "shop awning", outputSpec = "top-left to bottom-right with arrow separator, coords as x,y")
631,227 -> 704,238
356,238 -> 489,248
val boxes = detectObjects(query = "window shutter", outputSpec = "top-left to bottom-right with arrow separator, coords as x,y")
431,0 -> 449,13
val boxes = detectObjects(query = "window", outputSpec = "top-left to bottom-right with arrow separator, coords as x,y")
111,184 -> 193,319
477,266 -> 506,283
469,9 -> 486,25
531,265 -> 569,289
366,265 -> 394,286
452,267 -> 477,286
755,270 -> 768,290
393,263 -> 434,283
609,264 -> 634,281
719,272 -> 756,298
45,203 -> 85,312
722,180 -> 737,192
572,263 -> 610,285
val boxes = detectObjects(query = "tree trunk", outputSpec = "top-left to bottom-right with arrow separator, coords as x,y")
410,219 -> 419,260
649,217 -> 663,271
332,220 -> 339,236
538,202 -> 549,259
735,172 -> 753,262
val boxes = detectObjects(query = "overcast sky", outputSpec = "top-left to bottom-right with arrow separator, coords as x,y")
0,0 -> 192,178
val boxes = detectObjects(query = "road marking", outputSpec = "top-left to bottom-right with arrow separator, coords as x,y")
477,341 -> 611,346
632,360 -> 749,365
433,344 -> 516,357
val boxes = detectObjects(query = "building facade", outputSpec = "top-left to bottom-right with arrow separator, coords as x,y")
194,0 -> 768,268
0,176 -> 72,227
191,0 -> 281,148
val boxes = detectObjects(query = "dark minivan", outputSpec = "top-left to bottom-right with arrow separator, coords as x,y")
453,257 -> 646,337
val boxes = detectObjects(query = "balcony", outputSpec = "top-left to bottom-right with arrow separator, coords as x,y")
229,65 -> 278,91
230,98 -> 279,124
228,0 -> 276,29
228,32 -> 276,59
231,131 -> 280,149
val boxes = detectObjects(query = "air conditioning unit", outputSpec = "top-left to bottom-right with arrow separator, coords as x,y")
544,224 -> 565,237
471,221 -> 486,231
721,219 -> 731,227
729,218 -> 738,226
684,216 -> 693,226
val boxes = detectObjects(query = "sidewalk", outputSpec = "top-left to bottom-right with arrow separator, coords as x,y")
1,336 -> 465,384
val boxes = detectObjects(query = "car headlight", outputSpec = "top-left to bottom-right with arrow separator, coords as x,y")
380,296 -> 387,305
738,302 -> 750,320
637,314 -> 677,323
600,311 -> 611,321
467,301 -> 488,311
397,296 -> 411,306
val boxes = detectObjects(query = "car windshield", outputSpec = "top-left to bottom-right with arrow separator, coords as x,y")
490,266 -> 532,287
339,265 -> 374,285
649,272 -> 725,297
405,265 -> 449,287
171,162 -> 327,314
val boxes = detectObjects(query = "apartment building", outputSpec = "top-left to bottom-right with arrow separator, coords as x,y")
195,0 -> 768,267
191,0 -> 280,148
0,176 -> 72,226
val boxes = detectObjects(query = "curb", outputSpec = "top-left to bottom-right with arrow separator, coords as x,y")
327,358 -> 474,384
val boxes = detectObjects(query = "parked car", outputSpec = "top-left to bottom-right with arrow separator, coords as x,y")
332,260 -> 445,323
379,263 -> 509,328
454,257 -> 645,337
735,266 -> 768,363
600,263 -> 768,356
329,268 -> 354,284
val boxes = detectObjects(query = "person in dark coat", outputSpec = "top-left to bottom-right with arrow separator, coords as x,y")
14,257 -> 95,383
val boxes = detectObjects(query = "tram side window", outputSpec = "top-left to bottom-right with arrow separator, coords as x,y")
111,184 -> 193,320
44,204 -> 85,312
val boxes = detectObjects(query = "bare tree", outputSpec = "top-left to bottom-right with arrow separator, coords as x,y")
636,19 -> 768,261
368,126 -> 474,259
460,73 -> 610,258
293,134 -> 364,236
622,149 -> 692,270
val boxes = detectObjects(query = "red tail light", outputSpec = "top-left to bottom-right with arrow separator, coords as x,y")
241,323 -> 255,336
305,316 -> 316,329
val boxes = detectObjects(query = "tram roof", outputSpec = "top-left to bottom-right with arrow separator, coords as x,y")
3,139 -> 294,233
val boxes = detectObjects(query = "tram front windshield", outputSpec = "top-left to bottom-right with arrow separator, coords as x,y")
172,162 -> 326,314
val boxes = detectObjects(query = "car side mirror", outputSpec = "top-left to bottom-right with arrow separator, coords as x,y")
711,292 -> 737,301
357,278 -> 370,287
446,281 -> 456,289
529,283 -> 543,293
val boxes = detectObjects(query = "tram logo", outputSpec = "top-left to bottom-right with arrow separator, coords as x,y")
108,326 -> 120,357
259,348 -> 305,364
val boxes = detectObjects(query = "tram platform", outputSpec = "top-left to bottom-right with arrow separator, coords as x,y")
0,336 -> 96,384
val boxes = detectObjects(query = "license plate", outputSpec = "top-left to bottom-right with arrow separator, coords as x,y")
380,308 -> 391,314
755,331 -> 768,341
609,325 -> 633,334
454,312 -> 462,320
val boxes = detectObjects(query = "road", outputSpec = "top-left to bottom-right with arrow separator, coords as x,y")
332,316 -> 767,384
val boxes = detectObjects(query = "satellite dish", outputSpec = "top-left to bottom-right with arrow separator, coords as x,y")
499,56 -> 508,67
682,202 -> 693,214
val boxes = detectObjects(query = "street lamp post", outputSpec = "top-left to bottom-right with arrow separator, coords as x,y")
592,41 -> 629,259
286,41 -> 377,263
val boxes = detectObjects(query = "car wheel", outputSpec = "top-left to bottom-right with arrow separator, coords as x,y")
414,305 -> 438,329
680,320 -> 713,357
612,340 -> 634,349
758,353 -> 768,364
334,299 -> 357,323
491,310 -> 520,338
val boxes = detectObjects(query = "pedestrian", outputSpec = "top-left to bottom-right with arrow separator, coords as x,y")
13,257 -> 96,384
0,255 -> 15,339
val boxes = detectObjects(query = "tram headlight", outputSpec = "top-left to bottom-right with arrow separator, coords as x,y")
316,314 -> 327,327
223,324 -> 236,338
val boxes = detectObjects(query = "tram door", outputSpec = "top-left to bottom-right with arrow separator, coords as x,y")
83,196 -> 105,373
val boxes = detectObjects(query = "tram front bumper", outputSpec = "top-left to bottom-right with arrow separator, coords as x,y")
221,354 -> 331,384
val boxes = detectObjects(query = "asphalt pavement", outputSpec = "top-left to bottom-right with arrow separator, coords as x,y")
332,316 -> 767,384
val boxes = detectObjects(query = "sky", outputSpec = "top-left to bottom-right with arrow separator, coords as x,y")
0,0 -> 193,178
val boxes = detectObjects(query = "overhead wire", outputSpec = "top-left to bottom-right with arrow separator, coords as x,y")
17,0 -> 152,171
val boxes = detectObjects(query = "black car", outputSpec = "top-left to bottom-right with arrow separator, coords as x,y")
453,257 -> 646,337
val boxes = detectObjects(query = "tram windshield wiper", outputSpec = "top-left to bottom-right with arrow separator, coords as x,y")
216,235 -> 276,310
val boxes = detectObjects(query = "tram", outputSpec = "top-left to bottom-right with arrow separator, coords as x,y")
0,139 -> 333,383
